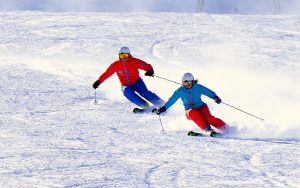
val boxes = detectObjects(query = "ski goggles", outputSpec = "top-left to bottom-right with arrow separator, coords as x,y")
119,53 -> 130,59
183,80 -> 193,84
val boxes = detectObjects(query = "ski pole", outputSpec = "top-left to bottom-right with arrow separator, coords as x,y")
221,101 -> 264,121
154,74 -> 264,121
94,89 -> 97,105
158,114 -> 165,131
154,74 -> 181,85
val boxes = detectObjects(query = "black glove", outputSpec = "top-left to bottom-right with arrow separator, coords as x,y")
214,96 -> 222,104
93,80 -> 101,89
145,70 -> 154,77
156,106 -> 166,115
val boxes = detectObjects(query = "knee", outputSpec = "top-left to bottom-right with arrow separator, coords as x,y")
122,86 -> 133,96
204,115 -> 215,122
140,90 -> 151,97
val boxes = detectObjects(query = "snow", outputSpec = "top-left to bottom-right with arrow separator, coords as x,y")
1,11 -> 300,187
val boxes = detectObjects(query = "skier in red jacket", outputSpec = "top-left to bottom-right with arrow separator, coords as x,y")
93,46 -> 164,111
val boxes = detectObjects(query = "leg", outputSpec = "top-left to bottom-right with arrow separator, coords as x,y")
132,79 -> 164,106
122,86 -> 148,107
198,105 -> 225,130
186,108 -> 210,130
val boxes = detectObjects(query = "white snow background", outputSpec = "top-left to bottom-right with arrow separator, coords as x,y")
1,5 -> 300,188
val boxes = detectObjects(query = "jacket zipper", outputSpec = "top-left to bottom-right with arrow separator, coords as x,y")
122,60 -> 131,85
187,90 -> 194,108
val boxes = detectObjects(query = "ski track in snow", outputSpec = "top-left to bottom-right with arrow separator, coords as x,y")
1,12 -> 300,187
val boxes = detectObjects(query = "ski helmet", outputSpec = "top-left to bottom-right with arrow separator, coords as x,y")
182,72 -> 194,83
119,46 -> 130,55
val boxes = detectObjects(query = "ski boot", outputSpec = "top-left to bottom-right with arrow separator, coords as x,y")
133,102 -> 152,113
205,127 -> 221,137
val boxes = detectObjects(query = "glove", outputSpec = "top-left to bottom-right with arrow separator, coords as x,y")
145,70 -> 154,77
214,96 -> 222,104
93,80 -> 101,89
156,106 -> 166,115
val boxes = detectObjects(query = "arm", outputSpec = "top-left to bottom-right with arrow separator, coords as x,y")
199,84 -> 222,104
98,63 -> 117,84
93,63 -> 117,89
164,89 -> 181,109
135,58 -> 153,72
156,89 -> 180,115
199,84 -> 217,99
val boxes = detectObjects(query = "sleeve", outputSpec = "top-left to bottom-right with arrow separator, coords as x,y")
98,62 -> 117,84
135,58 -> 153,72
164,89 -> 181,109
199,84 -> 217,99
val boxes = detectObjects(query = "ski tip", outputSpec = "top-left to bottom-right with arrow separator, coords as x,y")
188,131 -> 204,137
133,108 -> 145,113
133,107 -> 158,114
210,132 -> 223,138
188,131 -> 223,138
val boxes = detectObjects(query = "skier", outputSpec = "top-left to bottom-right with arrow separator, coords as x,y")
93,46 -> 164,112
156,72 -> 227,136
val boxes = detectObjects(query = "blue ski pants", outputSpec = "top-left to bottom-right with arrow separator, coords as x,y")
122,78 -> 164,107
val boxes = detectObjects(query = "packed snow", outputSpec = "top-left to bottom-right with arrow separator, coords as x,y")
0,11 -> 300,187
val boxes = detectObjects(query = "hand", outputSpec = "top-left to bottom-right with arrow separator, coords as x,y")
145,70 -> 154,77
214,96 -> 222,104
156,106 -> 166,115
93,80 -> 100,89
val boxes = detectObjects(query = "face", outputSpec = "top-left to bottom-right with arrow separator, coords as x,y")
183,81 -> 193,89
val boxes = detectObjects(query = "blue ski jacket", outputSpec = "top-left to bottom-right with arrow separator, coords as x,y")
164,83 -> 218,111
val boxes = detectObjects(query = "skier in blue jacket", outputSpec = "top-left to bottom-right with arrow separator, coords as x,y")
156,73 -> 227,134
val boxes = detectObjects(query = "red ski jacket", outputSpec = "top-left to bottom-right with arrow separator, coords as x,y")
98,56 -> 153,86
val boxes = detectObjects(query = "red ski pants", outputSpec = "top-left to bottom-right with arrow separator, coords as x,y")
185,105 -> 225,131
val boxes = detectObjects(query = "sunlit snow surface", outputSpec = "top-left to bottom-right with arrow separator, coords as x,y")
0,12 -> 300,187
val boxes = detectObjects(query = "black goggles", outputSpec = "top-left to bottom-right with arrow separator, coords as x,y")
183,80 -> 193,84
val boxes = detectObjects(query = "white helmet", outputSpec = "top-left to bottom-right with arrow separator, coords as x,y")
182,72 -> 194,83
119,46 -> 130,54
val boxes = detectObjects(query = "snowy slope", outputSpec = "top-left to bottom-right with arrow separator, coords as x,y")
1,12 -> 300,187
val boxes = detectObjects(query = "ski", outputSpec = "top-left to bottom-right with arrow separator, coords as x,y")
133,108 -> 145,113
210,131 -> 223,138
188,131 -> 223,138
133,107 -> 157,114
188,131 -> 205,137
